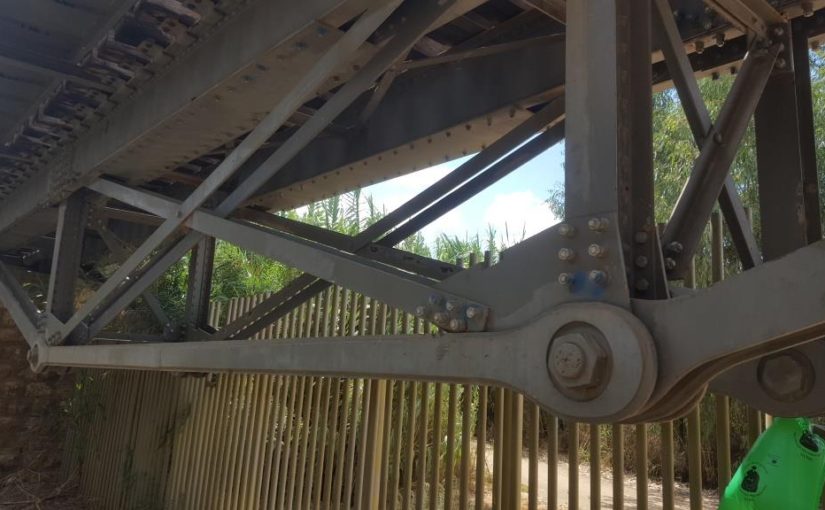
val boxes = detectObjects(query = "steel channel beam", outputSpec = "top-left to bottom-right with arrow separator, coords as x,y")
46,191 -> 88,332
662,42 -> 780,279
186,212 -> 487,324
56,1 -> 454,342
237,210 -> 462,281
653,0 -> 762,271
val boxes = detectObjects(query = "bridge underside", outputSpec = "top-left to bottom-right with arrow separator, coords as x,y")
0,0 -> 824,426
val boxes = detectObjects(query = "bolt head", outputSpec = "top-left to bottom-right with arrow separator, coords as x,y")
665,258 -> 677,271
428,294 -> 443,306
587,217 -> 609,232
433,312 -> 449,324
558,248 -> 576,261
448,318 -> 466,331
715,33 -> 726,47
558,223 -> 576,238
667,241 -> 684,254
588,270 -> 608,287
587,244 -> 606,258
558,273 -> 574,286
635,255 -> 649,268
758,351 -> 814,402
547,329 -> 609,392
445,300 -> 458,312
775,57 -> 787,69
465,306 -> 480,319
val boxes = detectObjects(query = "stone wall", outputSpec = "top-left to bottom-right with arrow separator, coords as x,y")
0,308 -> 71,477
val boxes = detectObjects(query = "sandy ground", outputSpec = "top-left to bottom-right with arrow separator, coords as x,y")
479,442 -> 720,510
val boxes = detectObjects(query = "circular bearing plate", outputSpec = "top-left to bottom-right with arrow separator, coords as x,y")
518,302 -> 657,423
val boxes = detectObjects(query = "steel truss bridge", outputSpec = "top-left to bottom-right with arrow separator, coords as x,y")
0,0 -> 824,427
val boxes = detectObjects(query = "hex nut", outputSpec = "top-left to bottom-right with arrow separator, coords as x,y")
547,328 -> 610,400
757,350 -> 814,402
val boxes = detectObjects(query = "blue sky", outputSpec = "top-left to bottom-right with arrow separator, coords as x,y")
359,143 -> 566,247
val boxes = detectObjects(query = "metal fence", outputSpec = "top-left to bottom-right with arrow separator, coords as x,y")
63,215 -> 772,509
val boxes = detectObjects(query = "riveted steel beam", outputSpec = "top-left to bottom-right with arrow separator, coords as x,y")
662,41 -> 780,279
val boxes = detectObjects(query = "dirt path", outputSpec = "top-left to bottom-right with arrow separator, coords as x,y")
479,442 -> 720,509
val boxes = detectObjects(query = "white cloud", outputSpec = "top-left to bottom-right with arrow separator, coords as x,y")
482,191 -> 558,242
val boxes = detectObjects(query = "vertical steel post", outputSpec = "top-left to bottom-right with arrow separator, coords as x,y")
474,386 -> 487,510
547,414 -> 558,510
569,421 -> 579,510
792,19 -> 822,243
47,191 -> 88,340
184,236 -> 215,338
612,424 -> 624,510
660,421 -> 675,510
755,25 -> 809,261
711,211 -> 732,493
636,424 -> 648,510
590,424 -> 601,510
685,259 -> 703,510
565,0 -> 661,296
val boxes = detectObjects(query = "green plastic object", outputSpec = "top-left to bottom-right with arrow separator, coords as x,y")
720,418 -> 825,510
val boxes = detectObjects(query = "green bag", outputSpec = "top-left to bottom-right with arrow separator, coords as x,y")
720,418 -> 825,510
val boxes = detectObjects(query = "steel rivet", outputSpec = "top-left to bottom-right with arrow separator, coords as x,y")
465,306 -> 480,319
445,300 -> 458,312
558,272 -> 574,286
449,318 -> 466,331
665,257 -> 677,271
428,294 -> 443,306
558,247 -> 576,262
588,270 -> 608,287
634,231 -> 649,244
415,306 -> 426,317
635,278 -> 650,291
667,241 -> 684,254
587,244 -> 606,258
587,217 -> 609,232
558,223 -> 576,238
433,312 -> 449,324
635,255 -> 649,268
